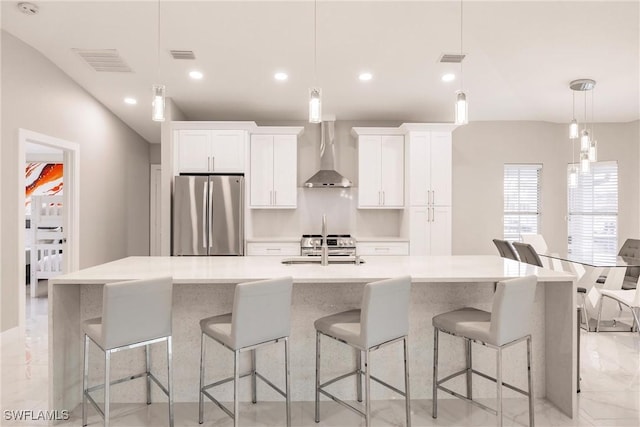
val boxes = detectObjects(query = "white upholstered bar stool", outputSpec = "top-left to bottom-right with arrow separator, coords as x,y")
198,277 -> 293,427
82,276 -> 174,427
432,275 -> 537,427
314,276 -> 412,427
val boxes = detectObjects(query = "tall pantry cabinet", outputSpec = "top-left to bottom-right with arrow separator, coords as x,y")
405,126 -> 455,255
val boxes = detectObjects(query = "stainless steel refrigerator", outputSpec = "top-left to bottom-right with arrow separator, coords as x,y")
173,175 -> 244,256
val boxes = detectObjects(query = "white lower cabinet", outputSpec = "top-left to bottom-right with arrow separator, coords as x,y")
409,206 -> 451,255
356,241 -> 409,256
246,242 -> 300,256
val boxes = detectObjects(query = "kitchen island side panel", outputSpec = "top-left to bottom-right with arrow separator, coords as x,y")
50,279 -> 573,417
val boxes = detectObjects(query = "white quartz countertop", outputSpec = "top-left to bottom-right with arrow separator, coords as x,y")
51,255 -> 574,285
246,237 -> 301,243
356,237 -> 409,242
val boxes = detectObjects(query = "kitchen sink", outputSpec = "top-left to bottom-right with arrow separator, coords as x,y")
281,256 -> 365,265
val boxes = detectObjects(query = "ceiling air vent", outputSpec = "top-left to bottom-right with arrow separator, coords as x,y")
72,49 -> 132,72
439,53 -> 466,63
170,50 -> 196,60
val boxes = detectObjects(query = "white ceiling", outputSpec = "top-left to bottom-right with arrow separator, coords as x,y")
2,1 -> 639,144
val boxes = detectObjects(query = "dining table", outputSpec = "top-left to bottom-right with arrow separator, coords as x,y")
540,253 -> 640,331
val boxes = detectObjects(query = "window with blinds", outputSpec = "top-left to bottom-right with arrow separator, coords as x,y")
504,164 -> 542,241
568,161 -> 618,264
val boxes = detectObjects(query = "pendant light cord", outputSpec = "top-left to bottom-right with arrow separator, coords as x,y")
157,0 -> 161,83
314,0 -> 317,85
460,0 -> 464,90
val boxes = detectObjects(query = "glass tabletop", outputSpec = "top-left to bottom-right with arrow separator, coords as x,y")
539,253 -> 640,268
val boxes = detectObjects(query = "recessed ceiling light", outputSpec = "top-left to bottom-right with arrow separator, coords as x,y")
274,72 -> 288,81
441,73 -> 456,82
189,70 -> 204,80
359,72 -> 373,81
124,97 -> 137,105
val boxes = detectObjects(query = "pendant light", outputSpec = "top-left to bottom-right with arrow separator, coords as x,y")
152,0 -> 165,122
569,91 -> 579,139
454,0 -> 468,125
308,0 -> 321,123
588,88 -> 597,162
569,79 -> 596,174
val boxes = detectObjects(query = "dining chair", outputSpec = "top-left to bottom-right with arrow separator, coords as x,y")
597,238 -> 640,290
492,239 -> 519,261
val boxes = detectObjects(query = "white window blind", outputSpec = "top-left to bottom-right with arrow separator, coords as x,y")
568,161 -> 618,264
504,164 -> 542,241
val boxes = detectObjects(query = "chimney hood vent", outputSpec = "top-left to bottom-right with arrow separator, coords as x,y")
304,121 -> 352,188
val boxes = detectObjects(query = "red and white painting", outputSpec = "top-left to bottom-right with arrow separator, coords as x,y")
25,163 -> 63,215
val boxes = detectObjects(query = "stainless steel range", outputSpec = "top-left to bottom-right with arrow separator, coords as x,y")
300,234 -> 356,257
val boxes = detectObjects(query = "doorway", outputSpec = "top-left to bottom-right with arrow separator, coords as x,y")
18,129 -> 79,327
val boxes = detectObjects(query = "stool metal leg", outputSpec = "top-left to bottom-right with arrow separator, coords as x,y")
198,333 -> 205,424
465,338 -> 472,399
496,348 -> 503,427
251,349 -> 257,404
82,334 -> 89,427
315,331 -> 321,423
356,350 -> 363,402
233,350 -> 240,427
284,338 -> 291,427
403,337 -> 412,427
432,327 -> 439,419
167,336 -> 174,427
577,309 -> 581,393
527,336 -> 534,427
596,297 -> 604,332
364,349 -> 371,427
104,350 -> 111,427
145,344 -> 151,404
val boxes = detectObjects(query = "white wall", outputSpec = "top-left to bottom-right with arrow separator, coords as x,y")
452,120 -> 640,256
1,32 -> 151,331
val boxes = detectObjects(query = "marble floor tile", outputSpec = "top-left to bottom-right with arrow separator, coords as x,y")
1,295 -> 639,426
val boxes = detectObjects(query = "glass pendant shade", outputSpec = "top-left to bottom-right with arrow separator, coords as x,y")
580,129 -> 590,151
455,91 -> 468,125
152,84 -> 165,122
589,139 -> 598,162
580,151 -> 590,174
309,88 -> 322,123
569,166 -> 578,188
569,119 -> 579,139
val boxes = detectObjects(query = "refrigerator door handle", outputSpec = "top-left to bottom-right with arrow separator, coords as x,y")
209,182 -> 214,248
202,185 -> 207,249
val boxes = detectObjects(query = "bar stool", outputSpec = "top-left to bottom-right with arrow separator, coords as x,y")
314,276 -> 412,427
198,277 -> 293,427
82,276 -> 174,427
432,275 -> 537,427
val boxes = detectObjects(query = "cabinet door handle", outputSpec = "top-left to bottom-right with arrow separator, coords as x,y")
378,191 -> 381,205
211,156 -> 215,171
266,248 -> 281,252
383,191 -> 385,205
427,207 -> 431,222
432,207 -> 435,222
274,191 -> 277,205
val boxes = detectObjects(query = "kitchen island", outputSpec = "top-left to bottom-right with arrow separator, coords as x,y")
49,255 -> 577,418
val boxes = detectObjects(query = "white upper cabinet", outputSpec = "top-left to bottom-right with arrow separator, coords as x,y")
356,133 -> 404,208
409,131 -> 451,206
250,134 -> 297,208
409,205 -> 452,256
176,129 -> 246,173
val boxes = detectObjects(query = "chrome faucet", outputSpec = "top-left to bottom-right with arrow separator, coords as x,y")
321,214 -> 329,266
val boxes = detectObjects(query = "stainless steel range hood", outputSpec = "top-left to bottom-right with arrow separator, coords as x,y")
304,120 -> 352,188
